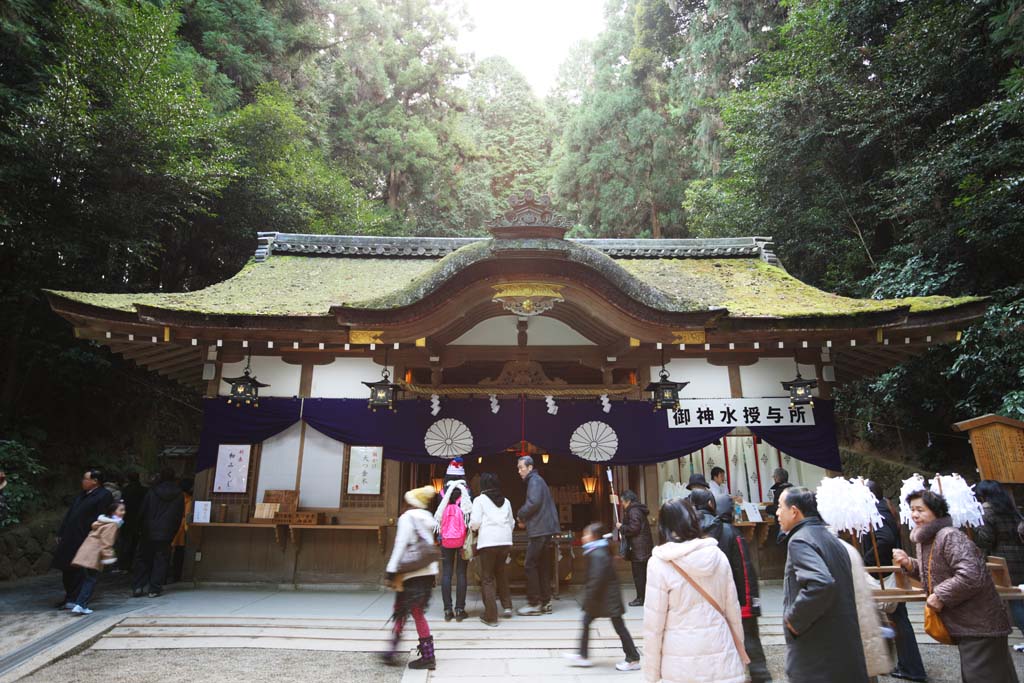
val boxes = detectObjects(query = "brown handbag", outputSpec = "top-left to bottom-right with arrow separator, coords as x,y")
923,545 -> 954,645
671,562 -> 750,665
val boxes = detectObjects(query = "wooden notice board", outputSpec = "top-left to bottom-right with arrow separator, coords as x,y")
953,414 -> 1024,483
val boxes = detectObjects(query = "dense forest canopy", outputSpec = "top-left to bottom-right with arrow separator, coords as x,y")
0,0 -> 1021,497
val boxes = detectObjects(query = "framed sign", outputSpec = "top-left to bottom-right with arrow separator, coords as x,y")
667,398 -> 815,429
347,446 -> 383,495
213,444 -> 251,493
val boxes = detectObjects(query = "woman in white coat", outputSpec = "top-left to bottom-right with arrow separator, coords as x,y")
470,472 -> 515,626
644,497 -> 749,683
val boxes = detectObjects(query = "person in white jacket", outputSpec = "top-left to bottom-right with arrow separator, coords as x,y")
644,497 -> 749,683
382,485 -> 440,670
470,472 -> 515,626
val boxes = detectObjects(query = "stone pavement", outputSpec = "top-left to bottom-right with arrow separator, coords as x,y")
2,571 -> 1023,682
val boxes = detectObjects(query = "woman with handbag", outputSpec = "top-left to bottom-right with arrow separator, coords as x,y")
893,489 -> 1017,683
643,497 -> 749,683
382,485 -> 441,670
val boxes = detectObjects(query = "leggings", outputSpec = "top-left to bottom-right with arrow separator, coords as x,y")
393,606 -> 431,639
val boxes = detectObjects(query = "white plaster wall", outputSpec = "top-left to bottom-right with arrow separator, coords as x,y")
450,315 -> 596,346
311,358 -> 391,398
740,358 -> 819,398
654,360 -> 731,399
220,356 -> 301,398
299,427 -> 345,508
255,421 -> 302,503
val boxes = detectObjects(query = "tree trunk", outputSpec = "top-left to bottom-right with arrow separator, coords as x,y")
651,200 -> 661,238
387,167 -> 400,210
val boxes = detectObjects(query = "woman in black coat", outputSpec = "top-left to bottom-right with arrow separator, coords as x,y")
618,490 -> 653,606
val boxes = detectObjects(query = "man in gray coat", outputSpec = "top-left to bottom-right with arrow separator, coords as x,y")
516,455 -> 559,615
778,487 -> 869,683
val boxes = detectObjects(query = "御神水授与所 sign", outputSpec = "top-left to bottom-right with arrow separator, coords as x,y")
666,398 -> 815,429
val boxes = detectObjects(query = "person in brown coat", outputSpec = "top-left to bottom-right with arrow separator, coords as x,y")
893,489 -> 1017,683
618,489 -> 653,606
69,501 -> 125,615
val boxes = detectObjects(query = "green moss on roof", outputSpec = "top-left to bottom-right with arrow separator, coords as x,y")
49,244 -> 982,319
50,256 -> 442,316
617,258 -> 982,318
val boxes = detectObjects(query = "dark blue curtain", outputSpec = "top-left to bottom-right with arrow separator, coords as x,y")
197,396 -> 840,471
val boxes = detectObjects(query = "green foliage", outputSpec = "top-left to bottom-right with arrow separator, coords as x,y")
0,440 -> 47,527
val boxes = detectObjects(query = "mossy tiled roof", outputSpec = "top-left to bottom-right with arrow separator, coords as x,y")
48,236 -> 981,320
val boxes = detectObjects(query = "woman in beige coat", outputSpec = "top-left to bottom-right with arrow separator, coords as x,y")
644,498 -> 748,683
69,501 -> 124,615
842,538 -> 893,678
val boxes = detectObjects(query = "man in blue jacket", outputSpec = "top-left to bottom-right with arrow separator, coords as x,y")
516,455 -> 559,615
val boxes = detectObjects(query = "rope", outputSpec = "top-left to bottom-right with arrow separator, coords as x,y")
399,383 -> 637,398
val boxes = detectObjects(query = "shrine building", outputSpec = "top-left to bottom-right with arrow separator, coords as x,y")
46,192 -> 985,585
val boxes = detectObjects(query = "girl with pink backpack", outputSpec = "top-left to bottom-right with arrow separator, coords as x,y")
434,458 -> 472,621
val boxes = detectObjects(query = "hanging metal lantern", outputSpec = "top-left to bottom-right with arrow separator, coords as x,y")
781,369 -> 817,409
362,366 -> 400,412
645,349 -> 689,411
222,353 -> 269,408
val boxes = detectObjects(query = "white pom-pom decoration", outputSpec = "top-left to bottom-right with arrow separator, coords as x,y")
816,476 -> 883,536
930,473 -> 985,529
898,474 -> 927,528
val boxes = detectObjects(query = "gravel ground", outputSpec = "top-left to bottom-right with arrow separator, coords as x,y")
18,649 -> 406,683
17,643 -> 1024,682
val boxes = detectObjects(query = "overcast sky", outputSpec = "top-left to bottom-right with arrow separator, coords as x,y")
457,0 -> 607,96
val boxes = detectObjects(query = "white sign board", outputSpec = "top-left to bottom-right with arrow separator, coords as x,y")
213,444 -> 251,493
193,501 -> 211,524
741,502 -> 764,523
667,398 -> 815,429
347,446 -> 383,495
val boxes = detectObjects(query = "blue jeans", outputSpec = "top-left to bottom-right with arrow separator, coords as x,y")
1010,599 -> 1024,637
75,569 -> 100,608
440,546 -> 467,612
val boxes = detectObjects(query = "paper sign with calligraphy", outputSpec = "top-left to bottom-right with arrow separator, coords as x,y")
213,444 -> 251,493
348,446 -> 383,495
667,398 -> 815,429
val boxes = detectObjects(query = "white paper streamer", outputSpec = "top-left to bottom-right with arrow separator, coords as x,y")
430,393 -> 441,416
898,474 -> 927,528
489,394 -> 500,414
545,395 -> 558,415
930,473 -> 985,529
600,394 -> 611,413
816,476 -> 883,536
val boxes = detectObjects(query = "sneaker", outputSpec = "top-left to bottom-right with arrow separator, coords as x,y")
628,598 -> 644,607
562,653 -> 593,668
454,608 -> 467,622
147,591 -> 162,598
517,604 -> 543,616
502,608 -> 513,619
479,616 -> 499,627
616,660 -> 641,671
1015,644 -> 1024,653
131,589 -> 144,598
444,609 -> 454,622
70,605 -> 93,616
63,602 -> 76,610
541,602 -> 553,614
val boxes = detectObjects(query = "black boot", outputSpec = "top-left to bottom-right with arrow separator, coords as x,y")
408,635 -> 436,670
379,631 -> 402,667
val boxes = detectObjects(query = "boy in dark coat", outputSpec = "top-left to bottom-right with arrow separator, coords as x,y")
564,523 -> 641,671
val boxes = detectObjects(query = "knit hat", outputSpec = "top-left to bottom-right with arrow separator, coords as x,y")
404,485 -> 436,509
445,457 -> 465,478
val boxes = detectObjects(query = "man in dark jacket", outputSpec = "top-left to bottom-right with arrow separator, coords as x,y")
779,487 -> 869,683
859,480 -> 926,681
764,467 -> 792,517
132,468 -> 184,597
52,470 -> 114,608
564,522 -> 640,670
516,455 -> 559,615
618,489 -> 652,606
117,470 -> 147,572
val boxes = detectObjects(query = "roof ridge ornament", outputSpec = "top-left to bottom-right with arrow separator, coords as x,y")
486,190 -> 571,240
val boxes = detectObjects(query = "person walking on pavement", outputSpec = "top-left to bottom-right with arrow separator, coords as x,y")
618,489 -> 653,606
68,501 -> 125,615
777,486 -> 869,683
434,458 -> 472,622
381,485 -> 441,671
470,472 -> 515,626
52,469 -> 114,609
644,497 -> 748,683
858,480 -> 926,681
516,455 -> 560,615
564,522 -> 641,671
131,468 -> 183,598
